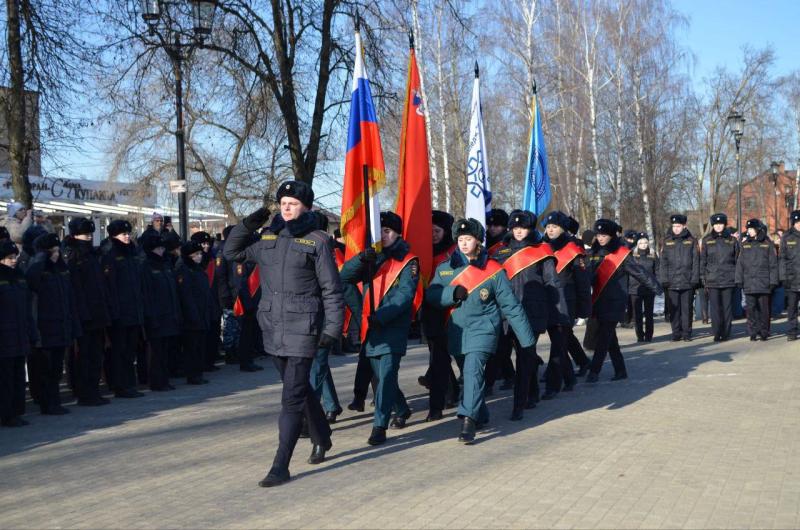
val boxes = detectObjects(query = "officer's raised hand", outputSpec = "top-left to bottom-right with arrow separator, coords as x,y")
453,285 -> 468,302
243,207 -> 270,231
360,247 -> 378,263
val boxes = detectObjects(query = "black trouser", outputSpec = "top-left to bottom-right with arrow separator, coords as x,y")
486,329 -> 515,389
168,335 -> 182,378
589,321 -> 625,376
35,347 -> 66,413
148,336 -> 172,390
564,326 -> 590,368
109,324 -> 140,393
352,346 -> 376,402
788,291 -> 800,338
206,314 -> 221,369
182,331 -> 206,381
745,293 -> 771,338
667,289 -> 694,339
507,332 -> 536,410
544,326 -> 574,393
0,356 -> 26,420
623,296 -> 634,326
708,287 -> 734,340
271,355 -> 331,471
632,294 -> 655,341
136,330 -> 148,385
427,334 -> 456,412
237,313 -> 260,367
75,328 -> 105,401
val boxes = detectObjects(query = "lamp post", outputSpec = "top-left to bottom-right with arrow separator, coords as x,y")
727,110 -> 745,233
771,161 -> 780,233
139,0 -> 217,239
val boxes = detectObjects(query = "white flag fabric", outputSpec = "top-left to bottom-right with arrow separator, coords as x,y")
465,73 -> 491,237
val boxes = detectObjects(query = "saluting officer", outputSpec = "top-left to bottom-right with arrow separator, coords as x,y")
737,219 -> 778,341
659,214 -> 700,341
701,213 -> 739,342
780,210 -> 800,341
224,181 -> 343,487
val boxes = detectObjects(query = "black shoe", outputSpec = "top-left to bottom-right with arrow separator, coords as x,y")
644,337 -> 653,342
417,375 -> 430,389
240,363 -> 263,372
325,408 -> 342,424
562,383 -> 575,392
713,336 -> 721,343
760,334 -> 769,341
1,416 -> 29,427
458,417 -> 476,444
575,364 -> 590,377
788,336 -> 797,342
611,373 -> 628,381
115,389 -> 144,398
258,467 -> 291,487
205,364 -> 220,372
525,396 -> 538,409
186,377 -> 209,385
750,335 -> 758,341
77,396 -> 110,406
541,390 -> 557,400
307,441 -> 332,465
510,408 -> 523,421
671,336 -> 681,342
485,386 -> 494,397
586,372 -> 599,383
499,379 -> 514,390
425,409 -> 443,422
41,405 -> 70,415
683,337 -> 692,342
347,398 -> 365,412
390,410 -> 412,429
150,385 -> 173,392
367,426 -> 387,446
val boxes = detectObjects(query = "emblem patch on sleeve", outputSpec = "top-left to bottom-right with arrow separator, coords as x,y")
479,288 -> 490,301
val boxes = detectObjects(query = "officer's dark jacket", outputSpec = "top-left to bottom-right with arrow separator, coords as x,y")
422,238 -> 455,339
544,232 -> 592,320
26,253 -> 82,348
629,248 -> 659,296
223,212 -> 344,358
700,228 -> 739,288
63,236 -> 112,330
199,250 -> 223,322
590,237 -> 661,322
0,264 -> 36,358
779,227 -> 800,291
492,232 -> 570,332
175,255 -> 213,331
427,248 -> 536,355
215,240 -> 244,311
101,238 -> 144,327
235,261 -> 260,315
658,228 -> 700,290
340,238 -> 419,357
735,228 -> 778,294
141,252 -> 181,338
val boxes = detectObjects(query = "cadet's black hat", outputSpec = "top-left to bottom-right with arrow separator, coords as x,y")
623,229 -> 639,240
790,210 -> 800,224
746,218 -> 763,230
313,211 -> 330,232
710,213 -> 728,225
486,209 -> 509,227
180,240 -> 204,258
637,232 -> 649,241
0,226 -> 9,241
68,217 -> 95,236
162,231 -> 182,251
107,219 -> 133,237
22,225 -> 47,255
542,211 -> 570,231
453,218 -> 485,242
432,210 -> 454,232
567,216 -> 580,235
0,240 -> 19,260
581,230 -> 596,247
190,231 -> 213,245
33,232 -> 60,252
508,210 -> 537,229
670,213 -> 687,225
276,180 -> 314,208
139,231 -> 165,252
594,219 -> 619,237
380,211 -> 403,234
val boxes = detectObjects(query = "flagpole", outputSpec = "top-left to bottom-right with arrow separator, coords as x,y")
362,164 -> 376,318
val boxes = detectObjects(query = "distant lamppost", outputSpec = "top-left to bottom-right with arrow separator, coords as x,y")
771,161 -> 780,233
139,0 -> 217,238
727,110 -> 745,233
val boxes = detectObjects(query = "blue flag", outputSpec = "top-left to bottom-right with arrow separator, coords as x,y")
522,89 -> 551,216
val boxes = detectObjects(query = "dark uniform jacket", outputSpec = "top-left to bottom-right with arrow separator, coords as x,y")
26,253 -> 82,348
63,237 -> 112,331
102,238 -> 144,327
223,212 -> 344,359
629,248 -> 659,296
779,227 -> 800,292
544,233 -> 592,320
176,256 -> 213,331
0,264 -> 36,358
215,240 -> 244,311
658,228 -> 700,290
590,237 -> 661,322
492,233 -> 570,332
736,229 -> 778,294
700,229 -> 739,288
336,240 -> 364,334
422,238 -> 456,339
141,252 -> 181,338
340,238 -> 419,357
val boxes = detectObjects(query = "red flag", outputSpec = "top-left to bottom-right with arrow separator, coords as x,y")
394,45 -> 433,284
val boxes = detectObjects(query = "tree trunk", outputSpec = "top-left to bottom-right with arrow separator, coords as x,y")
633,70 -> 654,245
434,4 -> 451,213
411,0 -> 438,208
5,0 -> 32,207
613,55 -> 624,224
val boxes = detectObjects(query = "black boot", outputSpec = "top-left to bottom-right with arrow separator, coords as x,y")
258,467 -> 291,487
425,409 -> 443,422
541,390 -> 558,400
510,408 -> 523,421
458,417 -> 476,444
367,426 -> 387,446
390,410 -> 411,429
325,408 -> 342,424
611,372 -> 628,381
575,363 -> 590,377
347,398 -> 365,412
307,441 -> 332,465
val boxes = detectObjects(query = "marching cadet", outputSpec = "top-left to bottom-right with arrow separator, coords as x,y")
736,219 -> 778,341
102,220 -> 145,399
701,213 -> 740,342
484,208 -> 515,394
485,209 -> 510,256
586,220 -> 661,382
140,231 -> 181,391
26,233 -> 82,415
64,218 -> 112,406
427,218 -> 537,443
493,210 -> 570,415
176,240 -> 212,385
629,233 -> 659,343
190,231 -> 222,372
780,210 -> 800,341
340,211 -> 420,446
562,216 -> 593,375
659,214 -> 700,341
224,180 -> 342,487
0,241 -> 36,427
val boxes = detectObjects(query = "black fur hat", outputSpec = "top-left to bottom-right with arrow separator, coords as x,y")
162,231 -> 182,251
790,210 -> 800,224
710,213 -> 728,225
34,232 -> 60,252
746,218 -> 763,230
190,231 -> 213,245
180,240 -> 204,259
380,211 -> 403,234
139,231 -> 165,252
567,216 -> 580,235
543,211 -> 571,231
453,218 -> 485,241
594,219 -> 619,237
432,210 -> 454,232
68,217 -> 96,236
486,209 -> 509,228
107,219 -> 133,237
0,240 -> 19,260
670,213 -> 688,225
507,210 -> 537,230
276,180 -> 314,208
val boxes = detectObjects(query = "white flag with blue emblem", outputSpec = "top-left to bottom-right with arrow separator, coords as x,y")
465,65 -> 491,236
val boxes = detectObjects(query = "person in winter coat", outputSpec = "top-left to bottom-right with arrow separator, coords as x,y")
217,225 -> 244,364
736,219 -> 778,341
700,213 -> 740,342
0,241 -> 36,427
427,218 -> 537,444
190,231 -> 222,372
0,202 -> 33,245
629,233 -> 659,342
658,214 -> 700,341
63,218 -> 112,406
780,210 -> 800,341
102,219 -> 145,398
26,233 -> 82,415
483,209 -> 515,393
176,241 -> 213,385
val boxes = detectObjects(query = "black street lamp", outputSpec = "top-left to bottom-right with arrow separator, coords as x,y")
771,161 -> 780,232
727,110 -> 745,233
139,0 -> 217,239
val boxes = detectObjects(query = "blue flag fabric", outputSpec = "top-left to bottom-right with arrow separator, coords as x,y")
522,91 -> 551,216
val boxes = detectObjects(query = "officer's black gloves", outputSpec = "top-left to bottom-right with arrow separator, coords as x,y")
360,247 -> 378,263
318,333 -> 338,349
453,285 -> 468,302
243,207 -> 270,231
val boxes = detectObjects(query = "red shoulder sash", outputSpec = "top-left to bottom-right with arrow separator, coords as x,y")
554,242 -> 585,274
500,244 -> 554,280
433,243 -> 457,269
592,246 -> 630,304
445,260 -> 505,321
360,253 -> 422,343
488,241 -> 506,256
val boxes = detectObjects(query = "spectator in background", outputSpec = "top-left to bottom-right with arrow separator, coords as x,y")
1,202 -> 33,244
